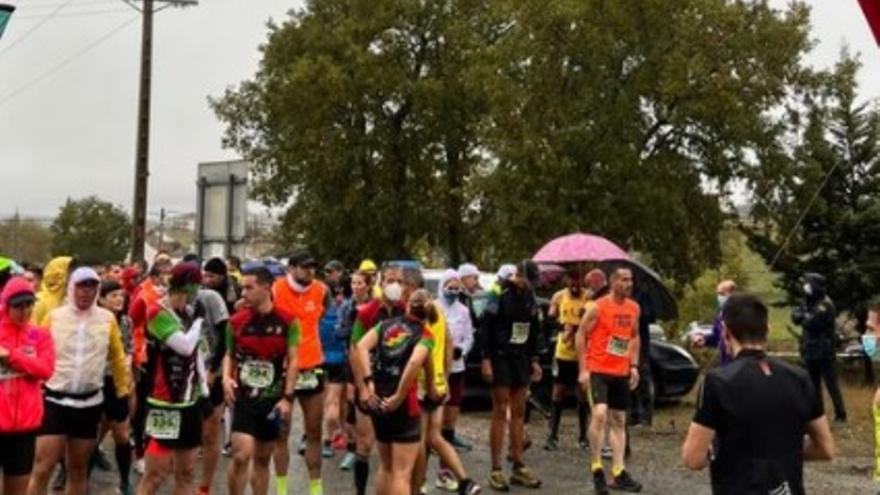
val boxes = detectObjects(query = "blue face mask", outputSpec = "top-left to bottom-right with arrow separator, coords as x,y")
443,290 -> 459,305
863,335 -> 878,359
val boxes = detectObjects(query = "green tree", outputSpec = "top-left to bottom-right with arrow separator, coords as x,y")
745,54 -> 880,314
50,197 -> 132,265
214,0 -> 814,283
0,214 -> 53,263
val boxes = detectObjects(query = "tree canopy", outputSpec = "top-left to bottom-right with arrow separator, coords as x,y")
213,0 -> 820,286
50,196 -> 132,265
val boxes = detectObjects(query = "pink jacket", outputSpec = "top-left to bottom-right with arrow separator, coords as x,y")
0,277 -> 55,433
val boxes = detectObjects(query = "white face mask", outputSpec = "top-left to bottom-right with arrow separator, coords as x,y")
383,282 -> 403,303
717,295 -> 729,308
803,283 -> 813,296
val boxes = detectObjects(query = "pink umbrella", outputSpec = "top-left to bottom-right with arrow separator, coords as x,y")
532,233 -> 630,265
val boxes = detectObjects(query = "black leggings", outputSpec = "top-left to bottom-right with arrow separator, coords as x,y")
131,374 -> 150,457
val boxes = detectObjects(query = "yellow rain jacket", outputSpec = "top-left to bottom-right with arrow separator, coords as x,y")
32,256 -> 72,326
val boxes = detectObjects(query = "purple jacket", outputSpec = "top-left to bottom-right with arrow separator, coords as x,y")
705,310 -> 731,366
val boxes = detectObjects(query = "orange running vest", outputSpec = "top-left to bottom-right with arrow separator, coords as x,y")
585,295 -> 639,377
272,277 -> 327,370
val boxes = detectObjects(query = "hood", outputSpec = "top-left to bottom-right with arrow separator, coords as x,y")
39,256 -> 73,297
439,269 -> 460,294
1,276 -> 36,318
803,272 -> 827,299
66,267 -> 101,312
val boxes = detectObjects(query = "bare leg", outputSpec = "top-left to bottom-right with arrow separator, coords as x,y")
27,435 -> 65,495
170,448 -> 198,495
228,433 -> 255,495
508,387 -> 527,466
489,387 -> 510,469
389,442 -> 419,495
251,440 -> 275,495
376,442 -> 393,495
65,438 -> 97,495
589,404 -> 609,467
5,474 -> 31,495
136,447 -> 173,495
428,407 -> 468,480
608,410 -> 627,468
298,392 -> 325,481
201,406 -> 223,489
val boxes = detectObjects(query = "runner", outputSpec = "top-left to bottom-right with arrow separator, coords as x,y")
440,269 -> 476,458
203,257 -> 240,314
351,289 -> 437,495
96,280 -> 135,495
136,263 -> 209,495
348,265 -> 406,495
226,256 -> 243,286
224,266 -> 300,495
193,279 -> 231,495
408,268 -> 481,495
358,259 -> 382,299
862,299 -> 880,489
272,251 -> 333,495
481,262 -> 543,491
335,269 -> 375,472
545,270 -> 591,451
320,261 -> 349,459
128,256 -> 172,473
31,256 -> 73,325
0,277 -> 55,495
28,267 -> 131,495
576,267 -> 643,494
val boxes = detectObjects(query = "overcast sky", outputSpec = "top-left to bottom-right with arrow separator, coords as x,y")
0,0 -> 877,219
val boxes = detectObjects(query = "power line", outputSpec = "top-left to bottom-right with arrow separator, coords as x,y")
0,0 -> 74,58
0,15 -> 139,108
14,7 -> 131,19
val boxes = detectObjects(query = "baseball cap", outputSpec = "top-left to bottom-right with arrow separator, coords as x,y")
359,259 -> 378,273
289,250 -> 318,268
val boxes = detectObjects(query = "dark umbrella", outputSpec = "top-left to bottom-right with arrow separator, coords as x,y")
0,4 -> 14,40
603,258 -> 678,321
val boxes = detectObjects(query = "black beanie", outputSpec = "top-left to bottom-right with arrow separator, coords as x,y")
204,258 -> 228,277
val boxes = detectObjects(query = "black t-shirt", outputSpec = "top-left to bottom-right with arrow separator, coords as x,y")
694,349 -> 823,495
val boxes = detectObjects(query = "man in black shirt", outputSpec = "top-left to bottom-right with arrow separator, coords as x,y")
682,293 -> 835,495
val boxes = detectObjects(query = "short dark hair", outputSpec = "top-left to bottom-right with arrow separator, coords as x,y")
722,293 -> 769,344
243,266 -> 275,287
227,256 -> 242,269
402,267 -> 424,289
611,267 -> 632,282
868,297 -> 880,314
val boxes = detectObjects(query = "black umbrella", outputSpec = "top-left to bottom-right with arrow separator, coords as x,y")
603,258 -> 678,321
0,4 -> 14,40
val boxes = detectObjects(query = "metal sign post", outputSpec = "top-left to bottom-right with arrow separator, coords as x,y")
196,160 -> 249,259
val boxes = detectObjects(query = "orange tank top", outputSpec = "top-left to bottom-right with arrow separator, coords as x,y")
273,277 -> 327,370
586,295 -> 639,377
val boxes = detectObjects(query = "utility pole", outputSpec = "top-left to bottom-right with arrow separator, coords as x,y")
157,207 -> 166,252
129,0 -> 197,263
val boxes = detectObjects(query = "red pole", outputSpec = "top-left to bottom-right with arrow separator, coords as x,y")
860,0 -> 880,45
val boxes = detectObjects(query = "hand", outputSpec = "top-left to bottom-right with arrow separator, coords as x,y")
359,382 -> 382,412
381,392 -> 405,413
563,329 -> 575,346
481,359 -> 493,384
0,346 -> 8,359
274,398 -> 292,422
530,361 -> 543,383
223,378 -> 238,405
578,370 -> 591,391
629,367 -> 640,391
692,334 -> 705,347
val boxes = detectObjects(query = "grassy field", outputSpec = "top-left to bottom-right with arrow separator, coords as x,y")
736,243 -> 799,350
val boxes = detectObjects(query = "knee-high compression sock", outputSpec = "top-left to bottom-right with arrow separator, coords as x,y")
874,405 -> 880,482
549,401 -> 563,439
577,402 -> 588,440
354,454 -> 369,495
115,442 -> 132,490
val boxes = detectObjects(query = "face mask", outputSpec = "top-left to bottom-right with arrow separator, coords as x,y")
410,306 -> 428,320
384,282 -> 403,302
803,283 -> 813,296
443,291 -> 458,305
717,295 -> 728,308
864,335 -> 878,359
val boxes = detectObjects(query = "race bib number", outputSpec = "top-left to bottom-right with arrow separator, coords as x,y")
296,370 -> 320,391
607,336 -> 630,357
241,360 -> 275,389
510,322 -> 530,345
146,409 -> 181,440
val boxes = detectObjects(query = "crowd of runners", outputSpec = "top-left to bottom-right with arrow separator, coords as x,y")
0,251 -> 847,495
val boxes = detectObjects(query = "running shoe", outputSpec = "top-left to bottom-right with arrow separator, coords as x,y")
592,468 -> 610,495
436,468 -> 459,492
488,470 -> 510,492
133,458 -> 145,476
509,466 -> 541,489
543,436 -> 559,451
339,452 -> 356,471
451,434 -> 473,452
221,442 -> 232,457
51,465 -> 67,491
421,483 -> 429,494
609,470 -> 642,493
459,479 -> 482,495
322,442 -> 334,458
578,437 -> 590,451
332,434 -> 348,451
